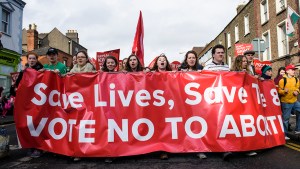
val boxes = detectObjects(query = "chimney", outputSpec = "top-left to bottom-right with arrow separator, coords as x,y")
66,29 -> 79,43
27,23 -> 39,51
236,4 -> 246,14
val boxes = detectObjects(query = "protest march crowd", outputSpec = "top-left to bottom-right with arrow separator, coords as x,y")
2,44 -> 299,162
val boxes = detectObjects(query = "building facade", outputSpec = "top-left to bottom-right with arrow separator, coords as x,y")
22,24 -> 87,70
0,0 -> 25,93
198,0 -> 300,74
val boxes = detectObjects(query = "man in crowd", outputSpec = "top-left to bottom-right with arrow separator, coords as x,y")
278,64 -> 300,140
43,48 -> 67,75
203,44 -> 229,71
203,44 -> 232,160
243,50 -> 257,76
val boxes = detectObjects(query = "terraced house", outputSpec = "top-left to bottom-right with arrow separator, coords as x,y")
0,0 -> 25,93
198,0 -> 300,76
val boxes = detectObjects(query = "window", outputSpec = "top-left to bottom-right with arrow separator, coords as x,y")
262,30 -> 271,60
235,25 -> 239,42
1,9 -> 10,34
260,0 -> 269,24
276,0 -> 286,13
227,32 -> 231,48
244,14 -> 250,35
227,56 -> 232,68
277,21 -> 288,57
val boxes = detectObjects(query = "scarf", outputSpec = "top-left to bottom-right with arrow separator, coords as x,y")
70,63 -> 95,73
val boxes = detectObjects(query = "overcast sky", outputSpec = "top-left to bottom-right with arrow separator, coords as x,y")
23,0 -> 248,65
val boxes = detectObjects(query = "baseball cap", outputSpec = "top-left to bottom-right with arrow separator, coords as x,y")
285,64 -> 297,71
46,48 -> 58,55
243,50 -> 255,55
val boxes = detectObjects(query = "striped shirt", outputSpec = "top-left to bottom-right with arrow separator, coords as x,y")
203,61 -> 230,71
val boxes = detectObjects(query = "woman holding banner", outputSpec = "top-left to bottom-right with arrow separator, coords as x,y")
151,54 -> 172,72
179,51 -> 203,71
101,56 -> 118,72
14,52 -> 44,158
15,52 -> 44,88
178,51 -> 207,159
69,51 -> 95,73
124,54 -> 143,72
230,55 -> 250,73
150,53 -> 172,159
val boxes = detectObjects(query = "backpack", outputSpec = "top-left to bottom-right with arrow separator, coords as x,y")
283,77 -> 298,88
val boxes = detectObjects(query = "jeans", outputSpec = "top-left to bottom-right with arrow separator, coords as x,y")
281,102 -> 300,134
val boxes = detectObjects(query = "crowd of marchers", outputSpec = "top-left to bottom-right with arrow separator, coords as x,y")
5,44 -> 300,162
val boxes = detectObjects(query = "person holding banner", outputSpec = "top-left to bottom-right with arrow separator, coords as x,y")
101,56 -> 118,72
179,51 -> 203,71
151,54 -> 172,72
230,55 -> 250,73
69,51 -> 95,73
260,65 -> 272,80
15,52 -> 44,88
42,48 -> 67,75
14,52 -> 44,158
203,44 -> 229,71
149,54 -> 172,160
278,64 -> 300,140
203,44 -> 234,160
124,54 -> 143,72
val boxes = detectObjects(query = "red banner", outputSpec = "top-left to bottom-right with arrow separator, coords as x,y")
235,44 -> 253,56
15,69 -> 285,157
95,49 -> 120,71
253,59 -> 272,75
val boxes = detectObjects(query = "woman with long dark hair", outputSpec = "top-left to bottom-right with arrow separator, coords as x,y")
124,54 -> 143,72
179,50 -> 203,71
151,54 -> 172,72
274,67 -> 286,87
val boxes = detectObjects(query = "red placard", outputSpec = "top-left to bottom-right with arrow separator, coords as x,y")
170,61 -> 181,71
235,44 -> 253,56
253,59 -> 272,75
14,69 -> 285,157
96,49 -> 120,71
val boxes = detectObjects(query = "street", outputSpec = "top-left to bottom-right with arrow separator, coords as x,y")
1,123 -> 300,169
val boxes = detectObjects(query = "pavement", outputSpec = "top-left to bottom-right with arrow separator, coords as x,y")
1,114 -> 300,142
0,115 -> 14,126
286,114 -> 300,141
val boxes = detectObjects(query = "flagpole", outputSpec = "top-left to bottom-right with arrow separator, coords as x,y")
296,1 -> 300,58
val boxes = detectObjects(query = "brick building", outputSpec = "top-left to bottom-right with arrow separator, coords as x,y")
198,0 -> 300,76
21,24 -> 87,70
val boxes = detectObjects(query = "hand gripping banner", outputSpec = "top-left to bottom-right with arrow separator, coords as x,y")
14,69 -> 285,157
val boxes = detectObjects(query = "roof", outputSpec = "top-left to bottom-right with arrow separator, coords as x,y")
22,46 -> 50,56
23,46 -> 72,56
192,47 -> 205,56
38,33 -> 48,39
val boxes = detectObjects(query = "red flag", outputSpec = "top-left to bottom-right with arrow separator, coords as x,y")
132,11 -> 144,66
148,56 -> 158,69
